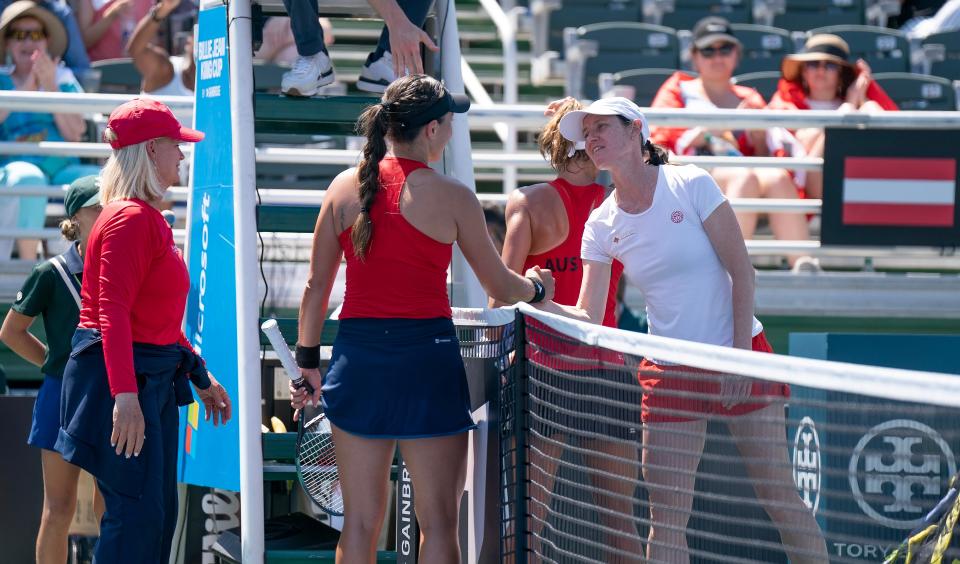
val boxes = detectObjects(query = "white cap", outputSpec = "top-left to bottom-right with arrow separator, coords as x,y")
557,97 -> 649,143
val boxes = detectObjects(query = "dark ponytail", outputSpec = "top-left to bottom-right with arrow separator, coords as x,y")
349,75 -> 449,260
352,103 -> 388,260
644,139 -> 670,166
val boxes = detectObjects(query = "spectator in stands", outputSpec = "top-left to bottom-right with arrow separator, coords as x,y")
255,15 -> 333,67
290,74 -> 554,562
0,0 -> 90,75
548,96 -> 829,563
768,34 -> 898,201
650,17 -> 812,268
495,97 -> 642,559
0,0 -> 101,261
902,0 -> 960,37
482,200 -> 506,254
0,175 -> 104,564
127,0 -> 193,95
280,0 -> 437,96
54,98 -> 230,564
74,0 -> 151,62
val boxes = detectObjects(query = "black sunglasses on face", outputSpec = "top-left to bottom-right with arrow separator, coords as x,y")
6,29 -> 46,41
699,43 -> 736,58
803,60 -> 840,72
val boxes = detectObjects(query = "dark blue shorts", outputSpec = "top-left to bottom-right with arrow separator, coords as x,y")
27,375 -> 62,451
322,317 -> 476,439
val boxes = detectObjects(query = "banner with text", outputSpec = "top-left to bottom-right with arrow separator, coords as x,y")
178,3 -> 239,491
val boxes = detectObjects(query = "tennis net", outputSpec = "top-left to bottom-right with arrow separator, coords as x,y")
490,306 -> 960,564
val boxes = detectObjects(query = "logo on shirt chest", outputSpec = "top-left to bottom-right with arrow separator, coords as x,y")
671,210 -> 685,224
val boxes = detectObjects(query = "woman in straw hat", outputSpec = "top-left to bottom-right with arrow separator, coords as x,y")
0,175 -> 104,564
0,0 -> 100,261
768,33 -> 898,199
55,98 -> 231,564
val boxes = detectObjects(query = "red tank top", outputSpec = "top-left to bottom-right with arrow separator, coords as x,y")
338,157 -> 453,319
521,178 -> 623,328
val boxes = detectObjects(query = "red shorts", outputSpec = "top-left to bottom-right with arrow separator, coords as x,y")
638,332 -> 790,423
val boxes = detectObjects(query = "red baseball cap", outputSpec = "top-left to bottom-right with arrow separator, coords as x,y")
105,98 -> 204,149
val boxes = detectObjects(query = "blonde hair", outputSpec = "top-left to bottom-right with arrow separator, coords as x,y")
99,130 -> 166,204
537,98 -> 590,173
59,218 -> 80,241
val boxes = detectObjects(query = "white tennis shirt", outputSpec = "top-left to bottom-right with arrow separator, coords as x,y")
582,164 -> 762,347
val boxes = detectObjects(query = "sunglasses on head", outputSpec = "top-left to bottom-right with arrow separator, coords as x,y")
803,60 -> 840,72
6,28 -> 46,41
698,43 -> 736,58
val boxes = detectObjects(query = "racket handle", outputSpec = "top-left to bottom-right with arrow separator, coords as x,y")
291,376 -> 315,395
260,319 -> 309,384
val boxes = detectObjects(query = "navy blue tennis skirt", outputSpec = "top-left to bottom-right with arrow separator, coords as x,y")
27,374 -> 62,450
321,317 -> 476,439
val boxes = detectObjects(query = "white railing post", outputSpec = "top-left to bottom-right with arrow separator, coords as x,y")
477,0 -> 519,193
226,0 -> 264,562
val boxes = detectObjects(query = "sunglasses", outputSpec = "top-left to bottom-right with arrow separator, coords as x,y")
803,60 -> 841,72
6,29 -> 46,41
698,43 -> 736,58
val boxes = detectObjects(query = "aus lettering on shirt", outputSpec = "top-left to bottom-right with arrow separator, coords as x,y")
542,256 -> 580,273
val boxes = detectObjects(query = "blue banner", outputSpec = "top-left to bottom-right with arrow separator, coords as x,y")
178,3 -> 239,491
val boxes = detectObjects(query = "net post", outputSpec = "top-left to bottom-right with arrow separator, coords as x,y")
512,309 -> 529,563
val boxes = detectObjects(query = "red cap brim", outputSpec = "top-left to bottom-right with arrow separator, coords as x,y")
175,126 -> 205,144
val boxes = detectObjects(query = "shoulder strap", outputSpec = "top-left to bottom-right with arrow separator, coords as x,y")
50,255 -> 82,309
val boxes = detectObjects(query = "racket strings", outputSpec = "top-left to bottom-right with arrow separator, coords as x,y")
299,421 -> 344,516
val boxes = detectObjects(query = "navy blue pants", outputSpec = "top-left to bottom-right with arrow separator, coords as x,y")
281,0 -> 434,62
56,329 -> 205,564
94,369 -> 179,564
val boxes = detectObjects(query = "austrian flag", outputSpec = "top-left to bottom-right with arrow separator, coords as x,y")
842,157 -> 957,227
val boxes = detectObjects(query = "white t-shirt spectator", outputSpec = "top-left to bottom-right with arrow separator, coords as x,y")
581,164 -> 763,348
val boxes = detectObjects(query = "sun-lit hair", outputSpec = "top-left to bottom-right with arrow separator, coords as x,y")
99,129 -> 166,204
537,98 -> 591,173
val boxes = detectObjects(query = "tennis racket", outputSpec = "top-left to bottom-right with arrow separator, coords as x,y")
260,320 -> 344,516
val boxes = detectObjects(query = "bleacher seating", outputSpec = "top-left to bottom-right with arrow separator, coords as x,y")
565,21 -> 679,99
732,69 -> 782,99
90,58 -> 142,95
599,68 -> 692,106
921,30 -> 960,81
806,24 -> 909,73
873,72 -> 959,110
659,0 -> 752,30
773,0 -> 865,31
728,23 -> 793,74
536,0 -> 642,54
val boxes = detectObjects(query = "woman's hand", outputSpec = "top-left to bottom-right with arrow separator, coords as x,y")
30,50 -> 59,92
194,371 -> 232,426
290,367 -> 322,413
720,373 -> 753,409
385,14 -> 438,76
111,392 -> 145,458
846,59 -> 873,108
524,265 -> 555,302
544,96 -> 576,117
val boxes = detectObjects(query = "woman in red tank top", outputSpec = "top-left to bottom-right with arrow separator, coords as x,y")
497,98 -> 643,558
290,75 -> 556,563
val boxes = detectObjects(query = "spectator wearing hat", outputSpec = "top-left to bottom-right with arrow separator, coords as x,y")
0,0 -> 91,74
768,34 -> 898,200
649,16 -> 813,268
0,175 -> 103,564
54,98 -> 231,564
0,0 -> 101,261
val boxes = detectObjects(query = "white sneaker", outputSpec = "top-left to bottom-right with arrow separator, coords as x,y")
281,52 -> 335,97
357,51 -> 395,93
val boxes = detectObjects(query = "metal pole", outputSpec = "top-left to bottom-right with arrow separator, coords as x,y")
226,0 -> 264,562
512,310 -> 528,563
